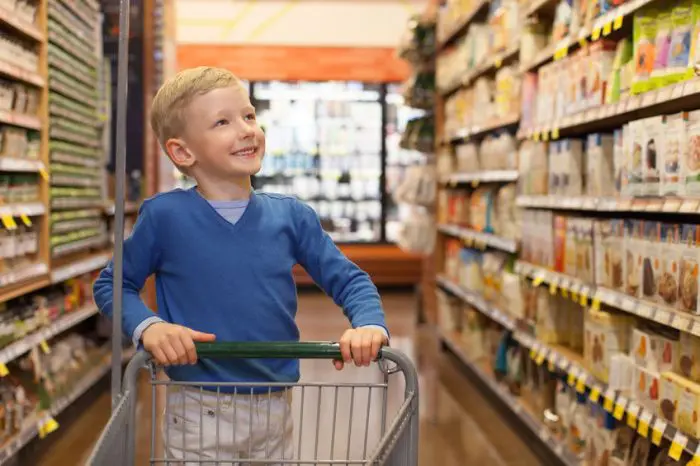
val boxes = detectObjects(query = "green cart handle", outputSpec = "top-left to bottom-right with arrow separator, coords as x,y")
193,341 -> 383,360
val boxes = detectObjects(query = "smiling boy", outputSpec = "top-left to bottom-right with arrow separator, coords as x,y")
92,66 -> 388,463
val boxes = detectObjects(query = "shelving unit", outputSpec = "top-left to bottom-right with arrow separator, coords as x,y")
0,1 -> 140,462
430,0 -> 700,464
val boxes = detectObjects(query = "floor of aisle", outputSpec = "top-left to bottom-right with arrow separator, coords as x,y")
23,290 -> 543,466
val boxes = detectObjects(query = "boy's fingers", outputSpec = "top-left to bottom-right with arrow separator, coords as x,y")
352,334 -> 364,366
339,333 -> 352,363
151,347 -> 167,366
169,337 -> 189,365
333,359 -> 344,371
162,343 -> 179,365
361,334 -> 373,366
179,333 -> 198,364
188,329 -> 216,342
370,335 -> 383,362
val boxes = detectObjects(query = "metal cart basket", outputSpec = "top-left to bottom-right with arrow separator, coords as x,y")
87,341 -> 419,465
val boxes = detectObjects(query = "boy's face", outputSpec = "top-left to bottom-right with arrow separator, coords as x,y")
170,85 -> 265,178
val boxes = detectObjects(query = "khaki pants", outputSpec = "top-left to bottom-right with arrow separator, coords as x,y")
162,386 -> 294,465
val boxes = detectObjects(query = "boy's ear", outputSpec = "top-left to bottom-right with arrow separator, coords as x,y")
165,138 -> 196,169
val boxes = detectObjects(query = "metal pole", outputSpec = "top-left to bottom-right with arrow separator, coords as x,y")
112,0 -> 131,410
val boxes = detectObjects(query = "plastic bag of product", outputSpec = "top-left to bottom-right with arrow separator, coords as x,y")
456,142 -> 480,173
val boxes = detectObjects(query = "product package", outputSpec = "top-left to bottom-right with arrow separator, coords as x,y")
584,308 -> 634,383
680,332 -> 700,382
661,372 -> 700,437
632,8 -> 658,95
642,222 -> 661,302
586,133 -> 615,197
679,224 -> 700,313
633,364 -> 660,414
659,223 -> 681,307
661,112 -> 688,196
625,220 -> 643,298
667,1 -> 694,84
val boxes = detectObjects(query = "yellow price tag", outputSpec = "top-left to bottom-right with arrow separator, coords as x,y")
613,15 -> 623,30
0,363 -> 9,377
495,57 -> 503,68
40,340 -> 50,354
592,27 -> 601,41
19,214 -> 31,227
627,411 -> 637,428
603,396 -> 614,412
549,282 -> 557,295
533,276 -> 544,287
592,297 -> 601,311
552,127 -> 560,140
687,456 -> 700,466
651,421 -> 666,446
530,348 -> 537,360
1,215 -> 16,230
43,417 -> 59,436
580,292 -> 588,307
669,439 -> 684,461
638,418 -> 650,437
576,376 -> 586,393
613,402 -> 625,420
589,386 -> 601,402
603,21 -> 612,36
533,131 -> 540,141
571,291 -> 579,302
536,351 -> 546,365
579,37 -> 588,48
471,180 -> 479,188
567,372 -> 576,386
561,287 -> 569,298
39,168 -> 49,181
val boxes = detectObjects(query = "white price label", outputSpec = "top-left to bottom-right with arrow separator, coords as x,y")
656,309 -> 671,324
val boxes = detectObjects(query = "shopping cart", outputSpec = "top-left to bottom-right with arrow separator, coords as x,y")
87,341 -> 419,465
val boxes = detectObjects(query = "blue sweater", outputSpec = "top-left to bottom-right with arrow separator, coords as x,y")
93,187 -> 387,390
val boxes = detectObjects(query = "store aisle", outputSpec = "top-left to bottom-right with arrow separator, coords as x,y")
25,291 -> 541,466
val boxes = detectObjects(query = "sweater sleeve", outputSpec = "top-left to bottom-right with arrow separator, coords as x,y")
292,200 -> 388,335
93,201 -> 161,343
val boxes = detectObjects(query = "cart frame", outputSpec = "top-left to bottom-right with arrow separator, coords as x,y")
88,343 -> 419,465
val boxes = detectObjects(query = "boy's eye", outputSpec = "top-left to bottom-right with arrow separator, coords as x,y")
214,119 -> 228,127
245,113 -> 256,121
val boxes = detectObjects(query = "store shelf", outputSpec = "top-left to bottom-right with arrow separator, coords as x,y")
437,0 -> 490,52
52,234 -> 108,258
0,60 -> 44,88
442,170 -> 518,185
516,331 -> 700,461
0,7 -> 43,42
50,252 -> 110,284
0,347 -> 136,465
436,275 -> 516,330
0,109 -> 42,131
438,276 -> 700,462
0,304 -> 98,366
438,43 -> 520,96
519,77 -> 700,140
0,202 -> 45,218
446,114 -> 520,143
516,195 -> 700,213
515,261 -> 700,338
0,157 -> 45,173
0,262 -> 48,289
438,329 -> 579,466
520,0 -> 657,75
438,224 -> 518,253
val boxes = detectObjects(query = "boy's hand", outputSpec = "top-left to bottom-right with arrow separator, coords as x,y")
142,322 -> 216,366
335,327 -> 388,370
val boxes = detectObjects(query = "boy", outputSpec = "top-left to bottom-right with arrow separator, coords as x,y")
93,66 -> 389,464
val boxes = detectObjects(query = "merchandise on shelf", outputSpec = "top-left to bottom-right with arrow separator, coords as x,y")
47,1 -> 108,258
0,273 -> 96,351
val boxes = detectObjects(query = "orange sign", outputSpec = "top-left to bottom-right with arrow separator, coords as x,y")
176,44 -> 410,82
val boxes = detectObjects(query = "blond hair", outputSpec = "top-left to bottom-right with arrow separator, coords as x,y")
150,66 -> 243,149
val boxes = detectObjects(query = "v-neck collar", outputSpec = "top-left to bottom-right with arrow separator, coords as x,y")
187,186 -> 258,233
